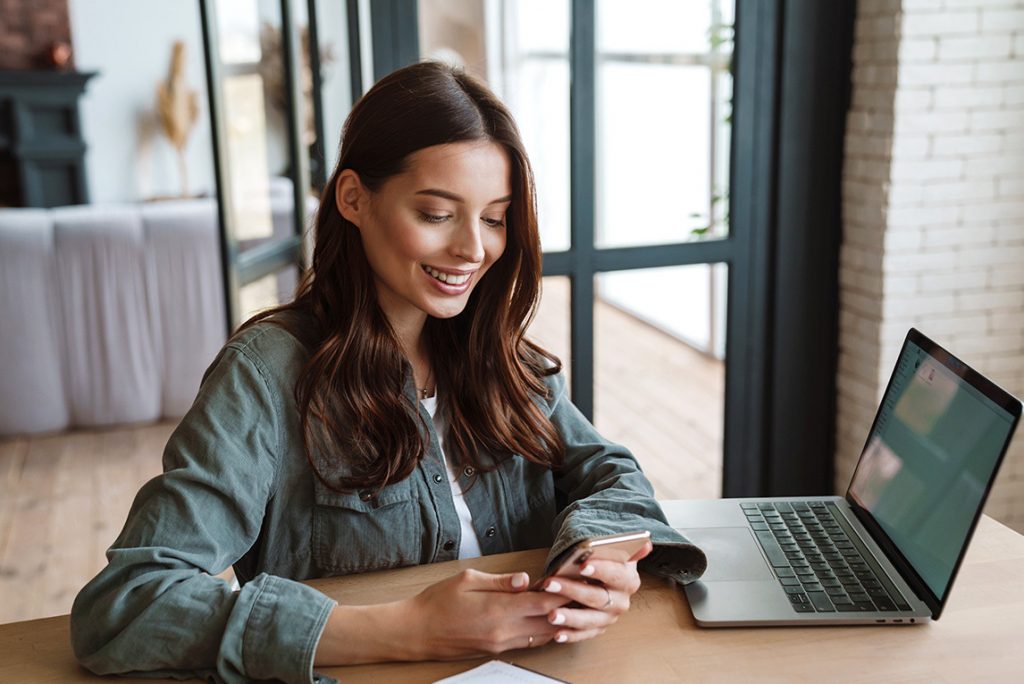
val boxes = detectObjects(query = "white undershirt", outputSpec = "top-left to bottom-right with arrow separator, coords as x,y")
420,395 -> 483,559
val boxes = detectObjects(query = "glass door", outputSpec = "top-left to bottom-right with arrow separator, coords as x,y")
198,0 -> 317,329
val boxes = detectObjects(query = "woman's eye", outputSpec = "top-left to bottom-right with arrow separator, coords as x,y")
418,212 -> 450,223
482,217 -> 506,228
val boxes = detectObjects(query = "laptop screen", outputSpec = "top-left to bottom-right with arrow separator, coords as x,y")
847,333 -> 1017,604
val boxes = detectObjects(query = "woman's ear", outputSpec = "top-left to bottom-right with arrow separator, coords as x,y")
335,169 -> 368,228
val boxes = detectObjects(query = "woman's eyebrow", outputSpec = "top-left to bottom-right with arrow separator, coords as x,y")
415,188 -> 512,205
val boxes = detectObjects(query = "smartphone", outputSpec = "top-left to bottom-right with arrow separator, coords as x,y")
532,530 -> 651,589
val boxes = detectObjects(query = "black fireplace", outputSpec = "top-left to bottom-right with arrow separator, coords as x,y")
0,69 -> 95,208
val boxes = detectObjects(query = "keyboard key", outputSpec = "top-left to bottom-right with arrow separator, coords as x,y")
758,503 -> 774,510
740,503 -> 759,510
836,603 -> 871,612
784,585 -> 806,594
793,603 -> 816,613
788,592 -> 809,604
807,591 -> 835,612
803,583 -> 824,593
821,579 -> 842,588
832,595 -> 854,605
776,502 -> 794,512
754,531 -> 791,568
780,577 -> 801,586
873,597 -> 897,611
776,567 -> 796,577
751,522 -> 769,531
826,587 -> 847,597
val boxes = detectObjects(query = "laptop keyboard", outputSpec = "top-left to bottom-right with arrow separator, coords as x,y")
742,501 -> 914,614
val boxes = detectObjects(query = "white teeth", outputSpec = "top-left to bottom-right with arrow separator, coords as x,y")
423,266 -> 470,285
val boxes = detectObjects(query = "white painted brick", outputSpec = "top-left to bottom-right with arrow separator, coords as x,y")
844,202 -> 889,229
884,292 -> 956,318
893,88 -> 933,112
939,35 -> 1013,60
980,8 -> 1024,32
998,175 -> 1024,198
1015,34 -> 1024,57
883,273 -> 919,294
969,200 -> 1024,221
844,132 -> 892,158
975,353 -> 1024,375
951,0 -> 1022,8
852,88 -> 897,112
965,155 -> 1024,178
889,134 -> 931,159
919,269 -> 989,292
989,309 -> 1024,331
1005,84 -> 1024,106
887,203 -> 964,227
853,64 -> 900,87
974,60 -> 1024,84
887,183 -> 927,205
900,62 -> 974,86
902,10 -> 980,37
854,39 -> 899,64
883,251 -> 949,272
899,0 -> 943,12
926,312 -> 990,336
994,226 -> 1024,246
899,38 -> 939,62
947,332 -> 1023,356
923,225 -> 995,248
884,228 -> 925,251
890,158 -> 964,183
958,290 -> 1024,312
894,110 -> 969,135
931,132 -> 1005,156
920,179 -> 998,204
933,84 -> 1005,109
841,242 -> 885,271
956,243 -> 1024,266
990,263 -> 1024,287
857,15 -> 900,41
1003,131 -> 1024,151
970,108 -> 1024,132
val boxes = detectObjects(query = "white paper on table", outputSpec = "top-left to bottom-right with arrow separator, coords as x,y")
432,659 -> 570,683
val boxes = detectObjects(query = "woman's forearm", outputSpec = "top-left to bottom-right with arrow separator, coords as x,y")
313,598 -> 425,666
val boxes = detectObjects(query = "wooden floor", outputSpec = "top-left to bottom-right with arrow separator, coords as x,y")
0,290 -> 722,625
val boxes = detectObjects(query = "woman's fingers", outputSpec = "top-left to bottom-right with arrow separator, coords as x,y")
577,558 -> 642,595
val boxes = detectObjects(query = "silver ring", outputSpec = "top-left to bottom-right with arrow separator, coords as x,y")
528,635 -> 535,648
601,586 -> 613,610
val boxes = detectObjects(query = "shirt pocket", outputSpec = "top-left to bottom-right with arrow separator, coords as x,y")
312,476 -> 424,574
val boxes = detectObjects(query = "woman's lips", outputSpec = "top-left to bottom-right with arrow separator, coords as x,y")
421,264 -> 475,294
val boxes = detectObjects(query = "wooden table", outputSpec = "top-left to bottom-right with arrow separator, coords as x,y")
2,512 -> 1023,683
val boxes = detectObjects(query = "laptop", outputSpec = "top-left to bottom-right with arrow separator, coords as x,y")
673,328 -> 1021,626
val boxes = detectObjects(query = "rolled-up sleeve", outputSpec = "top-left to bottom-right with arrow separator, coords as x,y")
544,372 -> 707,585
70,342 -> 336,683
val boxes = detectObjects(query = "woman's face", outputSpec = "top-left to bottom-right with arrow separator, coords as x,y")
338,141 -> 511,329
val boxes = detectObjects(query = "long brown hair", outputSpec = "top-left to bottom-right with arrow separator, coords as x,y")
245,61 -> 563,492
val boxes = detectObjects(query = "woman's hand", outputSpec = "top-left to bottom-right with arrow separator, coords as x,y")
407,569 -> 573,659
538,540 -> 654,644
316,569 -> 572,665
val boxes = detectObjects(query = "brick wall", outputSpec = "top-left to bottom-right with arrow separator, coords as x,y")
839,0 -> 1024,532
0,0 -> 73,70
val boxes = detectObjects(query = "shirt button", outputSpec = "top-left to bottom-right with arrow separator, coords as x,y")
463,466 -> 475,477
432,473 -> 443,484
443,539 -> 455,551
358,490 -> 373,502
485,526 -> 496,538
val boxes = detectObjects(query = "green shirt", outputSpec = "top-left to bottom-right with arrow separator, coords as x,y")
70,319 -> 706,683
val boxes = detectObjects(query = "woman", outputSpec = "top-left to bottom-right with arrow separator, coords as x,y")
70,61 -> 706,684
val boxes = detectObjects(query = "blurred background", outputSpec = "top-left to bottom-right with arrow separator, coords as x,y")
0,0 -> 1022,625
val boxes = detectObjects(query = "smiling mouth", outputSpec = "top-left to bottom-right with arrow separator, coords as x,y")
422,265 -> 472,286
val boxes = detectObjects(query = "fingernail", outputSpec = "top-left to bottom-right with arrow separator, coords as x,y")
580,564 -> 595,577
555,634 -> 568,643
545,580 -> 562,593
511,573 -> 527,589
550,612 -> 566,625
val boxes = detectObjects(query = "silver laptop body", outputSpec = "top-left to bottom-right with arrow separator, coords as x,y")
673,329 -> 1021,626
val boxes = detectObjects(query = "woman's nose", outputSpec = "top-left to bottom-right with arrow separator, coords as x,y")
451,219 -> 485,264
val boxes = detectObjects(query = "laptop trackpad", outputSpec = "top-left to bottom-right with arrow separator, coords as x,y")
684,527 -> 775,582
